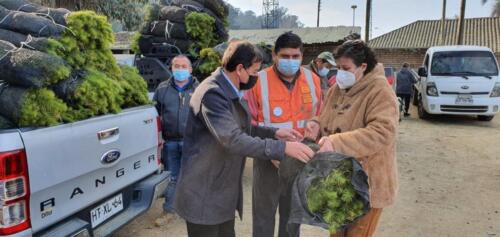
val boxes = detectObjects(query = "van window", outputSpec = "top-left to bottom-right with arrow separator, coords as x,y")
430,51 -> 499,76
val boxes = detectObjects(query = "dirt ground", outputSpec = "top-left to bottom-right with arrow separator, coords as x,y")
115,106 -> 500,237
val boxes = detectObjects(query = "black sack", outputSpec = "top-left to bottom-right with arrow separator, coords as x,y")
0,0 -> 70,25
143,20 -> 189,39
0,29 -> 53,52
0,111 -> 15,129
288,152 -> 370,232
138,34 -> 191,54
159,6 -> 188,23
0,6 -> 65,37
0,84 -> 26,123
171,0 -> 218,19
0,40 -> 69,88
193,0 -> 228,18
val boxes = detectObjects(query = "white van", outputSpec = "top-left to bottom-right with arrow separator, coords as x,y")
414,46 -> 500,121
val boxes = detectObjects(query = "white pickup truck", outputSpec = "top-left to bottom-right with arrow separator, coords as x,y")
0,105 -> 168,237
414,46 -> 500,121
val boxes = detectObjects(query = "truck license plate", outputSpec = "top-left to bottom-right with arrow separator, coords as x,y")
90,193 -> 123,228
455,95 -> 473,105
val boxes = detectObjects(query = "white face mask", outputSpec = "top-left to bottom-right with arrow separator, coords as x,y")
336,69 -> 357,89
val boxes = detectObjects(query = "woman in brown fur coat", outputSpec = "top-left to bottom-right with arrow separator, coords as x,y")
305,40 -> 399,237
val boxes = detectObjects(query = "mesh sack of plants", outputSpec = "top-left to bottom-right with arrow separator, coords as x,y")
143,20 -> 189,39
0,84 -> 69,127
0,40 -> 70,88
0,0 -> 70,25
0,6 -> 65,37
118,65 -> 150,108
196,47 -> 221,78
256,42 -> 273,67
193,0 -> 228,19
288,152 -> 370,235
49,10 -> 121,79
185,12 -> 219,55
135,34 -> 191,55
159,6 -> 188,23
0,29 -> 62,52
51,69 -> 124,121
0,114 -> 15,129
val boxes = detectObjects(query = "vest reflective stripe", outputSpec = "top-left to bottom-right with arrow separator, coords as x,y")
297,120 -> 307,129
258,71 -> 272,125
303,69 -> 318,116
258,121 -> 293,129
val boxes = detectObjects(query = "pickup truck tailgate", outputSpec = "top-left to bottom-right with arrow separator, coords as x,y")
20,106 -> 160,232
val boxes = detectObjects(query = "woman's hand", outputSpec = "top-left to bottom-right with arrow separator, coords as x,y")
304,121 -> 320,141
276,128 -> 303,142
318,136 -> 334,152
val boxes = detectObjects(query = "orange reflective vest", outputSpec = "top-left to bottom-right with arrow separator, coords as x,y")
250,67 -> 322,134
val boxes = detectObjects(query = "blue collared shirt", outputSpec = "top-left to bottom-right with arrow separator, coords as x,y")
221,69 -> 244,99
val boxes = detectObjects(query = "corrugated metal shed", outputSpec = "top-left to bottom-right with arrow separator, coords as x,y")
228,26 -> 361,45
369,17 -> 500,52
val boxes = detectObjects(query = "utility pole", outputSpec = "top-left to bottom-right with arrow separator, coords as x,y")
317,0 -> 321,27
440,0 -> 446,44
457,0 -> 466,44
351,5 -> 357,31
365,0 -> 372,41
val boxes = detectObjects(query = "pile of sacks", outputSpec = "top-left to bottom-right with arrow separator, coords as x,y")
0,0 -> 149,129
135,0 -> 229,56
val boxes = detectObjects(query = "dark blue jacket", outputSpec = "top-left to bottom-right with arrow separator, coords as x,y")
153,78 -> 198,140
174,68 -> 286,225
396,68 -> 417,95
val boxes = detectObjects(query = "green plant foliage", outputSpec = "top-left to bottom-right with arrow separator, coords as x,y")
185,12 -> 218,54
198,48 -> 221,76
50,11 -> 121,79
18,89 -> 69,127
130,32 -> 141,54
119,65 -> 150,107
65,70 -> 124,121
306,159 -> 365,234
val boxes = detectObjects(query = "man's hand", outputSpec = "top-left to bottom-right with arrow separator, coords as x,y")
304,121 -> 320,141
276,128 -> 303,142
318,136 -> 334,152
285,142 -> 314,163
271,160 -> 280,169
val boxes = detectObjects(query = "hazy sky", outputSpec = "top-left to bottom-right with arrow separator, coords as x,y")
226,0 -> 497,39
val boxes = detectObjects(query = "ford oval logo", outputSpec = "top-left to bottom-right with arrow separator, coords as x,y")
101,150 -> 121,164
461,85 -> 470,90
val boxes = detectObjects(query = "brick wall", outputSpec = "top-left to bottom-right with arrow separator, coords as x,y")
373,48 -> 427,70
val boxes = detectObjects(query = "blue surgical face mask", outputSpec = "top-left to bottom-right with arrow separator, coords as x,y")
172,69 -> 191,82
318,67 -> 330,77
277,59 -> 301,76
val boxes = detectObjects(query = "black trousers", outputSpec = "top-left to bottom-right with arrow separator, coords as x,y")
186,219 -> 235,237
252,159 -> 300,237
397,93 -> 411,113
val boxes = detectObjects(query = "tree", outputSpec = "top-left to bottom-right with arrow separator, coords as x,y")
482,0 -> 500,16
227,3 -> 303,29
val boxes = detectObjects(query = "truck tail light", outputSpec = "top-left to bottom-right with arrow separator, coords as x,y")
156,116 -> 164,167
0,149 -> 30,235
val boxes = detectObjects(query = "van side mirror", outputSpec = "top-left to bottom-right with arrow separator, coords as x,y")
418,67 -> 428,77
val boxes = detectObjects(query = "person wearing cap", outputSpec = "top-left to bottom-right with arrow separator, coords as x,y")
244,32 -> 322,237
305,51 -> 336,96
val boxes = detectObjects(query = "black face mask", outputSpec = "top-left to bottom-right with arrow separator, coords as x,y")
240,75 -> 258,90
239,68 -> 258,90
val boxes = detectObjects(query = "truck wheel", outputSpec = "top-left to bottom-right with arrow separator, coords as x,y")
417,96 -> 430,120
477,115 -> 494,121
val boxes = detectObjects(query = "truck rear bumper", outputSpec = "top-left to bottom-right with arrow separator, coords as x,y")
26,171 -> 169,237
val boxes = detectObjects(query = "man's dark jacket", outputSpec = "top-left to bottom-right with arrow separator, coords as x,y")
174,68 -> 286,225
153,78 -> 198,140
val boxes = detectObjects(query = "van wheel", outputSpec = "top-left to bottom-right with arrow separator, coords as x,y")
417,96 -> 430,120
477,115 -> 494,121
412,89 -> 419,106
